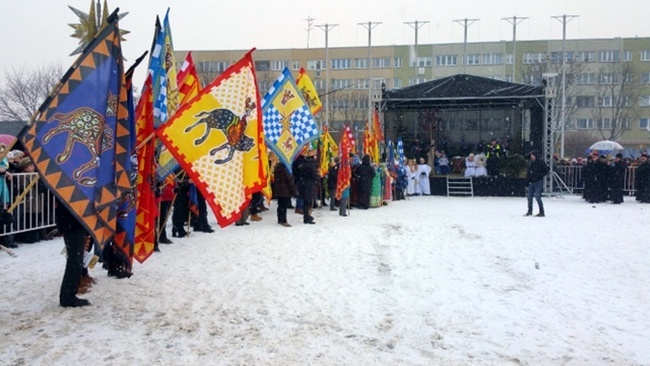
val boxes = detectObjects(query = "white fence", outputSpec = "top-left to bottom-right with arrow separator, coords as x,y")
1,173 -> 57,237
554,165 -> 637,195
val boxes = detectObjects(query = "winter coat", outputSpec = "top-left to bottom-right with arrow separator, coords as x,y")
273,163 -> 297,198
327,163 -> 340,190
297,157 -> 319,200
354,156 -> 376,194
525,158 -> 549,184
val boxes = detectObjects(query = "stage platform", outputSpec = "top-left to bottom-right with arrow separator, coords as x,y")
430,176 -> 526,197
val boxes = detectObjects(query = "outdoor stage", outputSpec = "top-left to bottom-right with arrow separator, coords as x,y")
430,176 -> 527,197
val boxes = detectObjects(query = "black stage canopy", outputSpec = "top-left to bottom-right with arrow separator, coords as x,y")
382,74 -> 546,155
383,74 -> 544,111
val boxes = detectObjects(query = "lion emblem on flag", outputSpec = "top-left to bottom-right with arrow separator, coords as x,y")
43,107 -> 114,186
183,97 -> 256,164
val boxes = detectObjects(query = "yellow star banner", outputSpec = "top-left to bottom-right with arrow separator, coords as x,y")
156,50 -> 268,227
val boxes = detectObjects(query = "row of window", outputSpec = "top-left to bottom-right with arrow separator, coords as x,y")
198,49 -> 650,74
437,118 -> 649,131
571,95 -> 650,108
574,118 -> 650,130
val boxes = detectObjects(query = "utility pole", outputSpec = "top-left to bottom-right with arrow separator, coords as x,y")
305,17 -> 315,48
405,20 -> 429,85
502,16 -> 528,83
453,18 -> 478,74
315,23 -> 338,128
358,21 -> 382,126
552,14 -> 578,159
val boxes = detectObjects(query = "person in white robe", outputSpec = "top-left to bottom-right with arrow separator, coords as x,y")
417,157 -> 432,195
406,159 -> 418,195
464,153 -> 477,177
475,153 -> 488,177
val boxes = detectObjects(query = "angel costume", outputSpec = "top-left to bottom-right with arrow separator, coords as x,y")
417,160 -> 432,195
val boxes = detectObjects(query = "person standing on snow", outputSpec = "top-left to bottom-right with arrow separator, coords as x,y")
524,150 -> 549,217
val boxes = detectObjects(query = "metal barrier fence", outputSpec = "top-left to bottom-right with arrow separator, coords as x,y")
554,165 -> 637,195
1,172 -> 57,237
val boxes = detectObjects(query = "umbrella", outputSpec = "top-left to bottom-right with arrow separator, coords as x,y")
0,134 -> 16,146
586,140 -> 624,155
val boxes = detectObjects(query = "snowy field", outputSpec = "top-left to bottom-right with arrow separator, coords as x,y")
1,194 -> 649,366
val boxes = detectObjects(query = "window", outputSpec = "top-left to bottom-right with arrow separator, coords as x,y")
314,79 -> 325,92
599,50 -> 619,62
551,51 -> 575,63
332,100 -> 350,110
576,73 -> 595,85
307,59 -> 325,70
482,53 -> 503,65
353,58 -> 368,69
465,54 -> 481,65
331,79 -> 351,89
393,78 -> 403,89
372,57 -> 391,68
331,59 -> 351,69
599,96 -> 613,107
198,61 -> 229,73
576,51 -> 596,62
258,80 -> 270,94
639,96 -> 650,107
393,57 -> 403,68
621,118 -> 630,129
598,73 -> 616,84
271,60 -> 288,71
576,96 -> 595,108
504,54 -> 513,65
291,61 -> 300,71
623,50 -> 633,62
641,50 -> 650,61
353,79 -> 369,89
523,52 -> 545,64
641,73 -> 650,84
435,55 -> 456,66
408,78 -> 428,86
254,61 -> 270,71
599,118 -> 612,129
576,118 -> 594,129
416,56 -> 432,67
640,118 -> 650,129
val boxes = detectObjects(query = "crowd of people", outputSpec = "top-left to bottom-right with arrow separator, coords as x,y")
2,138 -> 649,308
578,151 -> 650,204
0,149 -> 56,249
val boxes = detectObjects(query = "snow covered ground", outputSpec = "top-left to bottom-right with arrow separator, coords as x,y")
1,194 -> 649,366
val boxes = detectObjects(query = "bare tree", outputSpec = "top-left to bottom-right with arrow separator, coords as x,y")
0,64 -> 62,121
519,59 -> 585,147
592,61 -> 641,140
563,130 -> 600,158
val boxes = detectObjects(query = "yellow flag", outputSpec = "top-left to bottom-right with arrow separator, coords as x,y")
296,67 -> 322,115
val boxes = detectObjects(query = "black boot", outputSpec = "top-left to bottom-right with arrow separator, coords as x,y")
172,227 -> 188,237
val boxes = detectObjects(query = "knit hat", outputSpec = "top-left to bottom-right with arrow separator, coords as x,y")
18,157 -> 33,169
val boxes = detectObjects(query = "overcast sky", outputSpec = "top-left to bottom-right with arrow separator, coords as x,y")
1,0 -> 648,90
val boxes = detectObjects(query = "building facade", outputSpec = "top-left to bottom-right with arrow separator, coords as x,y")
180,36 -> 650,157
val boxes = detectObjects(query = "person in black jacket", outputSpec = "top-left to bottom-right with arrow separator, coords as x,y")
273,162 -> 297,227
609,153 -> 626,204
524,151 -> 549,217
354,155 -> 376,209
327,157 -> 340,211
636,152 -> 650,203
55,201 -> 91,307
297,149 -> 320,224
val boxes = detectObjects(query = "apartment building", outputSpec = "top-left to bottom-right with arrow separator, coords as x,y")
180,36 -> 650,152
